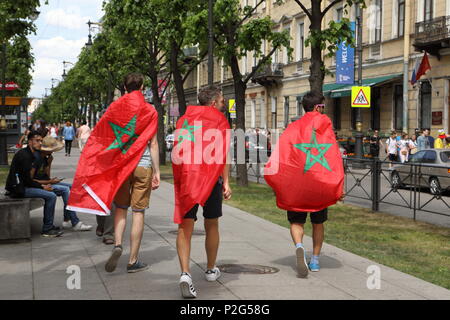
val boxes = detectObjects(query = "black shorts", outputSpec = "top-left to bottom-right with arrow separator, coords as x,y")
388,153 -> 397,161
184,178 -> 223,221
287,208 -> 328,224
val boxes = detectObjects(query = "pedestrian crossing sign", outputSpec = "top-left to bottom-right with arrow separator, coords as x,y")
229,99 -> 236,118
351,86 -> 371,108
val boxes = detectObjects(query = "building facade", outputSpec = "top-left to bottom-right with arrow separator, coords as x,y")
172,0 -> 450,138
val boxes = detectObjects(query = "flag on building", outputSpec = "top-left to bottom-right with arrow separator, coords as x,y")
264,112 -> 344,212
67,91 -> 158,216
411,52 -> 431,85
172,105 -> 230,224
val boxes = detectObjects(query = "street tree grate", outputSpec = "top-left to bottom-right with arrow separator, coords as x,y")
218,264 -> 279,274
168,230 -> 206,236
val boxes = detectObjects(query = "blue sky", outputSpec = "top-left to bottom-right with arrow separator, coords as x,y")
29,0 -> 104,98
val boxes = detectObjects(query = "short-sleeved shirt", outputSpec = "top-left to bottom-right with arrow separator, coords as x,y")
137,145 -> 152,168
78,125 -> 91,140
386,137 -> 398,154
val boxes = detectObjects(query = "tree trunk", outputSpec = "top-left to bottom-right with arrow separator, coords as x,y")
149,71 -> 166,166
170,41 -> 187,116
309,1 -> 325,95
230,55 -> 248,187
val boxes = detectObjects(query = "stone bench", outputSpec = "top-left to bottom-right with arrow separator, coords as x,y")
0,191 -> 44,240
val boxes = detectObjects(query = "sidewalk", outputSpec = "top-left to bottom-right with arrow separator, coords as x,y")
1,148 -> 449,300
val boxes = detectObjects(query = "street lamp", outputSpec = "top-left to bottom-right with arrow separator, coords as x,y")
354,3 -> 364,164
208,0 -> 214,86
62,61 -> 74,80
85,20 -> 102,49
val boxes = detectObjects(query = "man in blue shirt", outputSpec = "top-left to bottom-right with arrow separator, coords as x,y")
62,121 -> 76,156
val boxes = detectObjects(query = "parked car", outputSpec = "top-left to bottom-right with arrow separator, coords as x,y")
165,134 -> 174,151
390,149 -> 450,195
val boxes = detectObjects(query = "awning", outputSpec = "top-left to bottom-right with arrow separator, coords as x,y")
297,83 -> 348,101
330,74 -> 403,98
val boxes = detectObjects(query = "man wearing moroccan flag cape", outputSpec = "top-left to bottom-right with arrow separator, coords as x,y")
172,86 -> 231,299
67,84 -> 158,216
264,92 -> 344,278
68,73 -> 159,274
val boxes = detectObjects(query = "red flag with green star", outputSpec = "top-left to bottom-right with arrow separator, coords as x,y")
171,105 -> 230,224
264,111 -> 344,212
67,91 -> 158,216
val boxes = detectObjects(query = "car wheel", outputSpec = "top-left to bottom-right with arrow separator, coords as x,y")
429,177 -> 442,196
391,171 -> 403,189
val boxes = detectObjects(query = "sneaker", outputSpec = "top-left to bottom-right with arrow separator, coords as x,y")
308,262 -> 320,272
105,245 -> 122,273
127,261 -> 149,273
205,267 -> 221,282
296,247 -> 309,278
179,272 -> 197,298
62,221 -> 72,229
73,221 -> 93,231
41,229 -> 64,238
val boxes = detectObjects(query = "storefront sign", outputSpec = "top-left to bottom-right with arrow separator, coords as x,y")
432,111 -> 442,125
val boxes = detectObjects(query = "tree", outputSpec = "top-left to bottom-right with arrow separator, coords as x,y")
293,0 -> 365,94
212,0 -> 292,186
6,35 -> 34,97
103,0 -> 171,165
158,0 -> 209,116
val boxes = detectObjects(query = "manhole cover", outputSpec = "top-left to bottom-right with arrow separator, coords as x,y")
218,264 -> 279,274
168,230 -> 206,236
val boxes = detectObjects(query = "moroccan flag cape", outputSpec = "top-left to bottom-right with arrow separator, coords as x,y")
264,111 -> 344,212
172,105 -> 230,224
67,91 -> 158,216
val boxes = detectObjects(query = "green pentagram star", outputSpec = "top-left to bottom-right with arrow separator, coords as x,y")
294,128 -> 333,173
177,119 -> 202,144
106,115 -> 139,154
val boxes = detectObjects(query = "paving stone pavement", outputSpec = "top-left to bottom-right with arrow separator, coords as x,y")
1,147 -> 449,300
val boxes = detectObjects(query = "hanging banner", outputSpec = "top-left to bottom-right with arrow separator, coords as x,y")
336,22 -> 355,85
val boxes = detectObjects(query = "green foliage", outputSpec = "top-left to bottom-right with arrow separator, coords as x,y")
5,35 -> 34,97
0,0 -> 47,41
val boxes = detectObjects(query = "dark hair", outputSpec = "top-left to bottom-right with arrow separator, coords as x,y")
82,121 -> 87,125
124,72 -> 144,92
198,85 -> 222,106
27,130 -> 42,141
301,92 -> 325,113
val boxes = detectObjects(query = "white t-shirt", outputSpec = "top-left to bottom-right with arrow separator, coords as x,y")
386,137 -> 397,154
50,127 -> 57,138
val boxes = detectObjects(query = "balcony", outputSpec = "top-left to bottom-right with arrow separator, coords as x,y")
414,16 -> 450,58
251,63 -> 284,87
182,47 -> 198,62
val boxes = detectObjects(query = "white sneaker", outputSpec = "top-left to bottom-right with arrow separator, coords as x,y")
205,267 -> 221,282
73,221 -> 93,231
62,221 -> 72,229
179,272 -> 197,298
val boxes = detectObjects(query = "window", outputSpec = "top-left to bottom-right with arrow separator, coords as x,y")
398,0 -> 405,37
336,6 -> 344,21
333,98 -> 341,130
371,87 -> 381,130
394,85 -> 403,130
440,151 -> 450,162
420,81 -> 432,129
284,96 -> 290,127
423,150 -> 437,163
424,0 -> 433,21
297,22 -> 304,61
296,96 -> 303,117
374,0 -> 383,43
271,96 -> 277,129
283,27 -> 291,64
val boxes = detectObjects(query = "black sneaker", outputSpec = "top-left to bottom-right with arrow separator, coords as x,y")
41,229 -> 63,238
105,245 -> 122,273
127,260 -> 149,273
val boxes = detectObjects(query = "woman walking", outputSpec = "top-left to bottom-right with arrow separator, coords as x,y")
62,121 -> 76,157
398,133 -> 414,163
